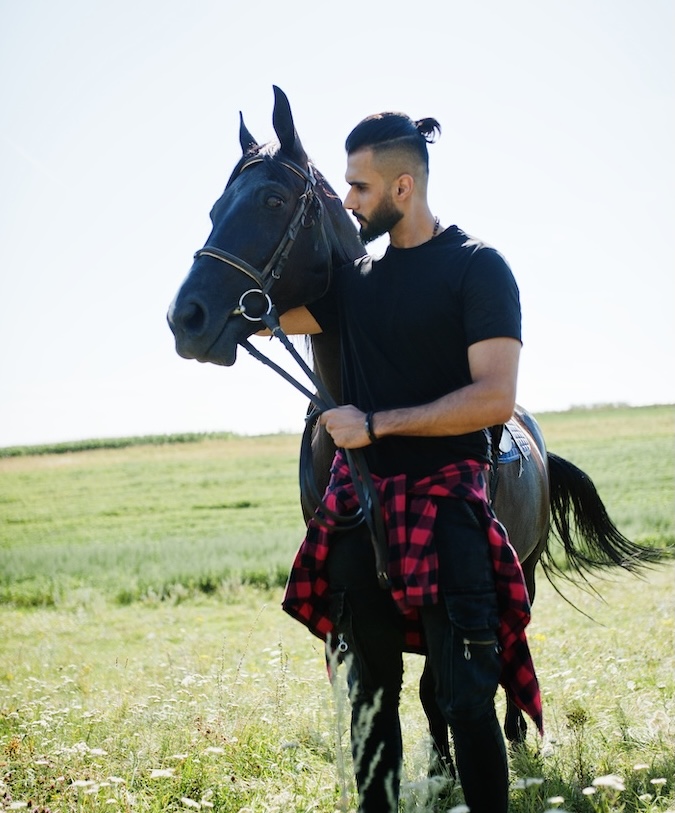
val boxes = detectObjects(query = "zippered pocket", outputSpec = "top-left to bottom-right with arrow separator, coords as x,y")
463,637 -> 500,661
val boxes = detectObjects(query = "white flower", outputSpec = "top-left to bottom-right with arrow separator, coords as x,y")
513,776 -> 545,789
150,768 -> 175,779
650,777 -> 667,786
592,774 -> 625,792
181,798 -> 201,809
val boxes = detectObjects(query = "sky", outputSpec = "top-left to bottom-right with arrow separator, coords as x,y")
1,0 -> 673,447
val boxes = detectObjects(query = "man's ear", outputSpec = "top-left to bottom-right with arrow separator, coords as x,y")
394,173 -> 414,201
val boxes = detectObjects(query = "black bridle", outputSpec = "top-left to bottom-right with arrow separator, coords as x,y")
194,155 -> 328,322
192,155 -> 390,589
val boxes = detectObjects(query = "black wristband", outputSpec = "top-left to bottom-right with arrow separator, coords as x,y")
365,411 -> 379,444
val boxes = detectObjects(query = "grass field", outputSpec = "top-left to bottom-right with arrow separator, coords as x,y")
0,405 -> 673,812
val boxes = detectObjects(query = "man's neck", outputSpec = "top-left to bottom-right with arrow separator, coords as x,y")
389,210 -> 439,249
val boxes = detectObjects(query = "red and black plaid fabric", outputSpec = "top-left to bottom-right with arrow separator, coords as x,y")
282,451 -> 543,735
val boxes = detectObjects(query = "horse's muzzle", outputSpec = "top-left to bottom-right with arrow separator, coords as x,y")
167,293 -> 249,366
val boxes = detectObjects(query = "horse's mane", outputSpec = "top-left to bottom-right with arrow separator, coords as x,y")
311,164 -> 365,267
227,143 -> 364,269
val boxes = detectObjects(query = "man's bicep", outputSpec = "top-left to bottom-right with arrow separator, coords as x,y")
279,306 -> 324,335
467,337 -> 521,395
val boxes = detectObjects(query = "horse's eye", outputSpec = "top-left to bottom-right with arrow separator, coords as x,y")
266,195 -> 284,209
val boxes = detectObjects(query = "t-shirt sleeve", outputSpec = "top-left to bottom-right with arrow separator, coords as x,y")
305,260 -> 357,335
306,284 -> 340,335
462,247 -> 522,346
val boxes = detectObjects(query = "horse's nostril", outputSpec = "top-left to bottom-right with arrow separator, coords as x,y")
182,301 -> 206,334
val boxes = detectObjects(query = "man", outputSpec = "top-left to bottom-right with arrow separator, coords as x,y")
281,112 -> 541,812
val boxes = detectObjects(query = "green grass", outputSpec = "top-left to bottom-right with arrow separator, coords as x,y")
0,405 -> 673,811
0,568 -> 672,811
0,434 -> 306,607
1,405 -> 672,610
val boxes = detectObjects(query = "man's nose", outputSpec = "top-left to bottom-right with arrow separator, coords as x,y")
343,188 -> 356,211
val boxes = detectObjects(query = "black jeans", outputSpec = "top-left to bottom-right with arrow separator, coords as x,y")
326,497 -> 508,813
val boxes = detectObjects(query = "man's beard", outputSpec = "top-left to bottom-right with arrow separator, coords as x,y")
357,195 -> 403,244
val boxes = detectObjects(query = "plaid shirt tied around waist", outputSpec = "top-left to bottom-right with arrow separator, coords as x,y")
282,451 -> 543,735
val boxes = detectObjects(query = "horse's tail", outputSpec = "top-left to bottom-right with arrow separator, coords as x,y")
541,452 -> 668,582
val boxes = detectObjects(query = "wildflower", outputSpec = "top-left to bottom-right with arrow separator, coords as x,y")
547,796 -> 566,806
72,779 -> 97,788
582,787 -> 597,796
181,798 -> 201,809
633,763 -> 650,771
650,778 -> 667,786
639,793 -> 654,802
592,774 -> 625,792
204,746 -> 224,755
513,777 -> 545,789
150,768 -> 175,778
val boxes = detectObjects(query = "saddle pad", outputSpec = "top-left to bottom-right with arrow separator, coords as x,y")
498,420 -> 531,464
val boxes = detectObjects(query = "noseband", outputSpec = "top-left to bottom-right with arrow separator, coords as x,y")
194,156 -> 328,321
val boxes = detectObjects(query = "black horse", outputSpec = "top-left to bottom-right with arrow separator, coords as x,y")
168,86 -> 663,771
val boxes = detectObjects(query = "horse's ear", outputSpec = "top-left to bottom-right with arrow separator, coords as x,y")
239,112 -> 259,155
272,85 -> 308,167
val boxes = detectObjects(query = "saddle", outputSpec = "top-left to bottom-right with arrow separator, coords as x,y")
487,419 -> 531,502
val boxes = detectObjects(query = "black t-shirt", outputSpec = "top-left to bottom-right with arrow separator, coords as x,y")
308,225 -> 522,477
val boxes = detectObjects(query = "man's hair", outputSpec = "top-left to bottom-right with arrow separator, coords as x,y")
345,112 -> 441,171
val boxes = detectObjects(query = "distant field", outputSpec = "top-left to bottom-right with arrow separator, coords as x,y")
0,405 -> 672,608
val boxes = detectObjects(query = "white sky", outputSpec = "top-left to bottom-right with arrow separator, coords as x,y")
1,0 -> 673,447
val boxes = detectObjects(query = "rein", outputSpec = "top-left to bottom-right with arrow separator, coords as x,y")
192,157 -> 391,589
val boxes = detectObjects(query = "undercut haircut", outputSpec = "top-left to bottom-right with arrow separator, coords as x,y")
345,112 -> 441,172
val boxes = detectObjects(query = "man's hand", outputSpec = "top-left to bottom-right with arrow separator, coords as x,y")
320,405 -> 371,449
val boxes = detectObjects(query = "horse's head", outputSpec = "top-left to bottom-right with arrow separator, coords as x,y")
168,86 -> 360,366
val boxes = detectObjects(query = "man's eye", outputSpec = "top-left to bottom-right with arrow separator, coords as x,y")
266,195 -> 284,208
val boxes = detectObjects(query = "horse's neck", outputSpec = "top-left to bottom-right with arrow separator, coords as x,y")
315,166 -> 364,266
311,331 -> 342,404
308,170 -> 363,406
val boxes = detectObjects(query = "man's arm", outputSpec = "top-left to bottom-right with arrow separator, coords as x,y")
256,305 -> 323,337
320,337 -> 520,448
